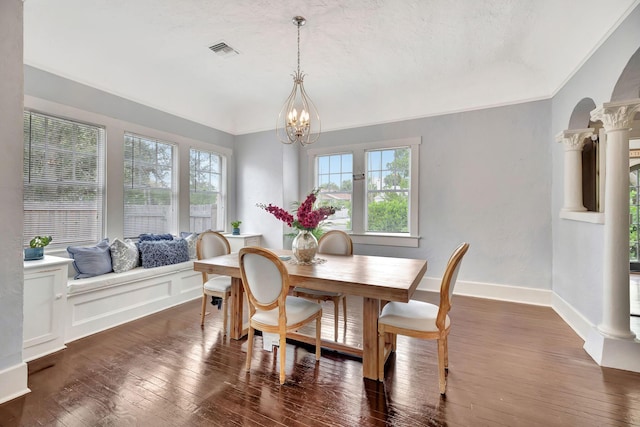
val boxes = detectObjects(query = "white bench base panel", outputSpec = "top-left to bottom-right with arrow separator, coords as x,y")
65,261 -> 201,342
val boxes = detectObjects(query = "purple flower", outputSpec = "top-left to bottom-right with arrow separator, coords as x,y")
257,189 -> 336,230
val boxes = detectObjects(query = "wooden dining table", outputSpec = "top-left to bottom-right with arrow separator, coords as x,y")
193,249 -> 428,380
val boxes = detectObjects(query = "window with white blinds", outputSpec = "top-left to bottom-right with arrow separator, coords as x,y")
124,133 -> 176,238
189,148 -> 224,233
23,111 -> 106,247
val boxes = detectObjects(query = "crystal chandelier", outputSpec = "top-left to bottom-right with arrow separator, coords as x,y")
276,16 -> 321,146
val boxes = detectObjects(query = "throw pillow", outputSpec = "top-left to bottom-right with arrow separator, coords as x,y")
110,238 -> 140,273
67,238 -> 113,279
180,232 -> 198,259
138,239 -> 189,268
138,233 -> 174,242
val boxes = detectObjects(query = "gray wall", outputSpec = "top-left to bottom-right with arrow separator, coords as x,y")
233,132 -> 299,249
236,101 -> 553,288
551,4 -> 640,325
24,67 -> 238,240
0,0 -> 24,371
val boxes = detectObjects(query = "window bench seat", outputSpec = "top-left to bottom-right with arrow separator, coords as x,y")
65,260 -> 201,342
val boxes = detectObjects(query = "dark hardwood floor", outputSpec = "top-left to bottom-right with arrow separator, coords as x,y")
2,292 -> 640,426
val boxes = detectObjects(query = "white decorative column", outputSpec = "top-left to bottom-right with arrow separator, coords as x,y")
592,101 -> 640,339
584,100 -> 640,373
556,129 -> 593,212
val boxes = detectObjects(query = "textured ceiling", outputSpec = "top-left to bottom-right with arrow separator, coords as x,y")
24,0 -> 639,135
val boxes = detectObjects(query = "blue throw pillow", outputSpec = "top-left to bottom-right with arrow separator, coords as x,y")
138,233 -> 174,242
138,239 -> 189,268
67,238 -> 113,279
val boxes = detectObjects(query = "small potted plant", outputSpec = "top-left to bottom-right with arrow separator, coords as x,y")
24,235 -> 52,261
231,220 -> 242,235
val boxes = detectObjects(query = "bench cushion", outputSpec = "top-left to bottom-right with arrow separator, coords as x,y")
67,260 -> 194,295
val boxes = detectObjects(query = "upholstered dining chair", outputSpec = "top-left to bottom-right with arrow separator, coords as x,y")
377,242 -> 469,395
239,246 -> 322,385
196,230 -> 232,334
293,230 -> 352,341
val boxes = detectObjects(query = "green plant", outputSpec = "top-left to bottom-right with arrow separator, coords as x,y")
231,220 -> 242,228
29,235 -> 53,248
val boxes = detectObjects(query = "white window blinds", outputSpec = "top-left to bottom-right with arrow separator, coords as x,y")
23,111 -> 106,247
124,133 -> 176,238
189,148 -> 223,233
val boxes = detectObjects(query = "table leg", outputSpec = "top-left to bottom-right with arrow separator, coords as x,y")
230,277 -> 245,340
362,297 -> 380,380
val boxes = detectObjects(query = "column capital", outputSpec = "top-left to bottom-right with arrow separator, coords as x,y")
555,128 -> 593,151
590,99 -> 640,131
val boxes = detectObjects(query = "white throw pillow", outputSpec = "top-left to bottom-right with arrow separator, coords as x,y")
110,238 -> 139,273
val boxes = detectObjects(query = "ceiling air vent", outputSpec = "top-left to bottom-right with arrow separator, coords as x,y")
209,42 -> 239,58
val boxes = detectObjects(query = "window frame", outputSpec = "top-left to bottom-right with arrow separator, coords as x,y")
308,137 -> 420,247
123,132 -> 178,239
23,109 -> 106,248
189,147 -> 226,233
315,151 -> 354,232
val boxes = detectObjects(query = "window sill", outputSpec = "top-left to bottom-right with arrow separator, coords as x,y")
559,210 -> 604,224
349,233 -> 420,247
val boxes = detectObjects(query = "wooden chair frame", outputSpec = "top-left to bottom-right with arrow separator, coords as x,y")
293,230 -> 353,341
377,242 -> 469,395
239,247 -> 322,384
196,230 -> 232,334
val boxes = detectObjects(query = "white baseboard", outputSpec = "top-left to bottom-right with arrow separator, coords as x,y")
418,277 -> 553,306
0,362 -> 30,405
551,293 -> 593,340
418,277 -> 592,342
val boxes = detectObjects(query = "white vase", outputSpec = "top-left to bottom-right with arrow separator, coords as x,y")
292,229 -> 318,263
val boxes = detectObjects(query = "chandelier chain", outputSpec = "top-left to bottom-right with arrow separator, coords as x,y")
297,21 -> 301,75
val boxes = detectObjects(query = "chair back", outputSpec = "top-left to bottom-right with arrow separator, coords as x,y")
317,230 -> 353,255
239,247 -> 289,317
436,242 -> 469,331
196,230 -> 231,282
196,230 -> 230,260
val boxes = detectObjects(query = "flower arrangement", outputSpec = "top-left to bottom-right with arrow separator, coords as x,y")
258,189 -> 336,231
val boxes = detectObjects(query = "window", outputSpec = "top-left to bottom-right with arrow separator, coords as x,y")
124,133 -> 176,238
310,137 -> 420,247
366,147 -> 410,233
23,111 -> 105,247
190,148 -> 225,232
631,164 -> 640,272
316,153 -> 353,231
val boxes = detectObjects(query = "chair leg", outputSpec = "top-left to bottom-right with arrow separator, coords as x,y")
342,295 -> 347,329
444,335 -> 449,372
377,326 -> 385,381
315,316 -> 322,361
246,327 -> 254,372
279,333 -> 287,384
221,294 -> 228,336
200,294 -> 207,326
333,298 -> 339,341
437,338 -> 447,395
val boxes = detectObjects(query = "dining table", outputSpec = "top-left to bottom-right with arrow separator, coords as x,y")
193,249 -> 428,380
